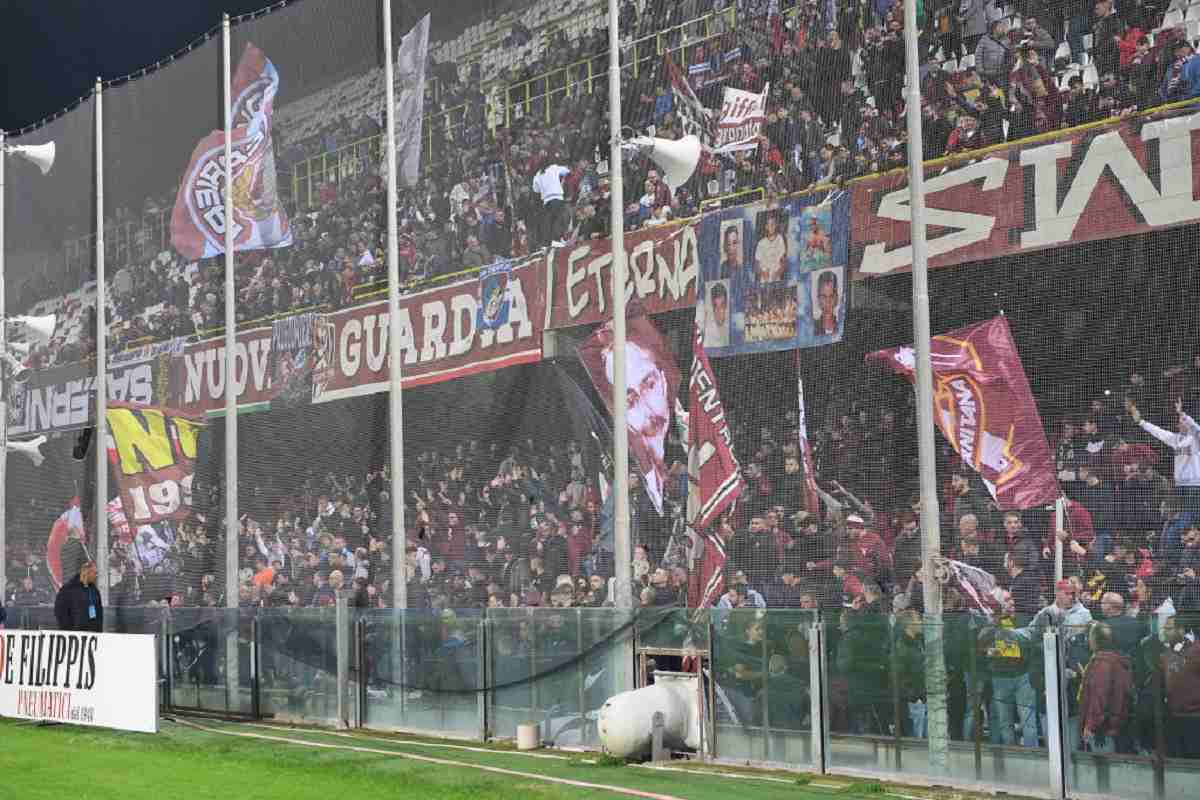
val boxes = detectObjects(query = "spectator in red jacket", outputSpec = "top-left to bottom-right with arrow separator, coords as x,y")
566,520 -> 592,578
1079,622 -> 1134,754
841,514 -> 893,587
1044,498 -> 1096,571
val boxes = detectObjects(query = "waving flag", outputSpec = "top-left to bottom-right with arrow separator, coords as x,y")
396,15 -> 431,187
171,43 -> 292,260
105,404 -> 206,527
46,498 -> 86,590
713,84 -> 769,154
665,54 -> 715,150
794,352 -> 821,516
677,315 -> 742,610
577,307 -> 682,516
867,316 -> 1060,510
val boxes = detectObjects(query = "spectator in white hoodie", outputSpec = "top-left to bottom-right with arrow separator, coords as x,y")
1128,397 -> 1200,517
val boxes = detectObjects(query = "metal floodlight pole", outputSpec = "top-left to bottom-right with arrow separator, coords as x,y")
382,0 -> 407,611
903,0 -> 948,774
0,129 -> 7,604
95,78 -> 110,606
383,0 -> 411,712
222,16 -> 241,702
607,0 -> 631,612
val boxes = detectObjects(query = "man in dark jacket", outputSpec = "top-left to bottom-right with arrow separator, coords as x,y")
54,552 -> 103,633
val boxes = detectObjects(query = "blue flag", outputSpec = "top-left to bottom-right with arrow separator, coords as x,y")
477,259 -> 513,330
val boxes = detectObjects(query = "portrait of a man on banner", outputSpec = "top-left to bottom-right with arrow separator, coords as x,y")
577,306 -> 682,516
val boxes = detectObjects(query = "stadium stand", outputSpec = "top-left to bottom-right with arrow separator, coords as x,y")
6,0 -> 1200,635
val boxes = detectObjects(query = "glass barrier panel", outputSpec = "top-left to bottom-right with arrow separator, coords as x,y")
166,608 -> 255,716
710,608 -> 815,766
360,607 -> 484,739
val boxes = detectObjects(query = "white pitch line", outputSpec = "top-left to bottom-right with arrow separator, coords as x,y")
172,718 -> 687,800
227,719 -> 570,761
633,764 -> 799,785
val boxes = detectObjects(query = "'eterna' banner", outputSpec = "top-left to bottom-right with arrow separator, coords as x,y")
0,630 -> 158,733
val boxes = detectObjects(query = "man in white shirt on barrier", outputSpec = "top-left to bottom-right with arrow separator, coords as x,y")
532,156 -> 571,249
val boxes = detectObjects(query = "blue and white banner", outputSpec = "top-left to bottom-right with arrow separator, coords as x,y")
477,259 -> 514,330
698,189 -> 850,356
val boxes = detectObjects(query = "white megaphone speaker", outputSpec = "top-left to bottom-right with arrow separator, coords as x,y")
1,351 -> 30,383
6,142 -> 56,175
7,435 -> 46,467
627,134 -> 702,192
9,314 -> 57,346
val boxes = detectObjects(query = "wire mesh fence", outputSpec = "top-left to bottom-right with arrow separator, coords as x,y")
5,0 -> 1200,795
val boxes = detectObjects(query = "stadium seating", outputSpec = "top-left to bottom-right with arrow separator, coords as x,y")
9,0 -> 1200,628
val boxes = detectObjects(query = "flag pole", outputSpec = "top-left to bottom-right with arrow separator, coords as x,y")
0,130 -> 7,604
607,0 -> 631,612
222,13 -> 241,699
95,77 -> 110,607
903,0 -> 949,773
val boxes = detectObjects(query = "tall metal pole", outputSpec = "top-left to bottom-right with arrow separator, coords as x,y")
903,0 -> 948,774
0,130 -> 7,605
607,0 -> 631,612
382,0 -> 407,611
95,79 -> 110,607
223,11 -> 240,617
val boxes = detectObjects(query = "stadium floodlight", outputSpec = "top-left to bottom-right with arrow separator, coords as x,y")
3,141 -> 56,175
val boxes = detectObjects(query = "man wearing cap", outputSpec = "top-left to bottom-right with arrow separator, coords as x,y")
54,539 -> 103,633
842,514 -> 892,589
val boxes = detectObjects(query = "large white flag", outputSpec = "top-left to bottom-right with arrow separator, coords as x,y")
396,14 -> 430,188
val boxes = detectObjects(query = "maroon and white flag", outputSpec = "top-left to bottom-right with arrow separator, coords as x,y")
677,317 -> 742,609
867,315 -> 1060,510
794,352 -> 820,516
578,307 -> 681,516
171,43 -> 292,260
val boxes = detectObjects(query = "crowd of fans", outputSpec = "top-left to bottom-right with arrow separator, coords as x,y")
21,0 -> 1200,370
6,0 -> 1200,754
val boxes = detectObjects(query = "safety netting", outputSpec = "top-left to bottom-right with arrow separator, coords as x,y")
5,0 -> 1200,777
3,99 -> 97,622
98,28 -> 225,629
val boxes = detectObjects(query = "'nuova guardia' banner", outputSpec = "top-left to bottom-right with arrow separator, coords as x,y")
0,631 -> 158,733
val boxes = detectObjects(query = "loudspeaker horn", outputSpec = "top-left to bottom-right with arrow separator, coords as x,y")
9,314 -> 57,346
1,352 -> 30,383
7,435 -> 46,467
7,142 -> 56,175
628,134 -> 702,192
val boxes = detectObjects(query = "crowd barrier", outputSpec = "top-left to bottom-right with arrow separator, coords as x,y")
7,606 -> 1198,800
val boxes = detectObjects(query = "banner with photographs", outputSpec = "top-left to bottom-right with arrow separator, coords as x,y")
698,190 -> 851,356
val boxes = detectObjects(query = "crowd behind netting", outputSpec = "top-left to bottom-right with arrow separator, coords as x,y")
6,0 -> 1200,753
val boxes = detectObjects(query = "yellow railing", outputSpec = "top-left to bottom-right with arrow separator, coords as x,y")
291,133 -> 386,209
